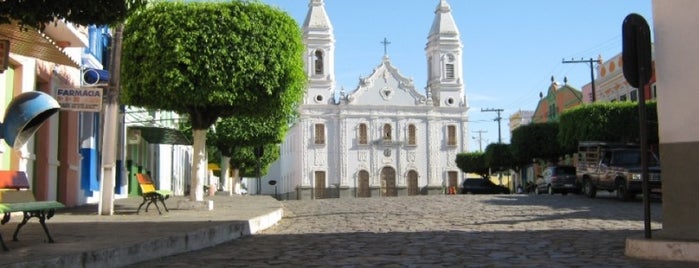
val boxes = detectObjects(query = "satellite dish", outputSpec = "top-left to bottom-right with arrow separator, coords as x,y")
1,91 -> 60,150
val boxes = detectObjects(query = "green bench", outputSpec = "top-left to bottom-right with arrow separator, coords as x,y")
136,173 -> 171,214
0,170 -> 64,251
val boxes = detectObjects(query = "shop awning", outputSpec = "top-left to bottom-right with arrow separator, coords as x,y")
129,126 -> 191,145
0,22 -> 80,68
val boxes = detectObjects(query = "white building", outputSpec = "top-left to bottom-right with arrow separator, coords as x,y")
262,0 -> 469,199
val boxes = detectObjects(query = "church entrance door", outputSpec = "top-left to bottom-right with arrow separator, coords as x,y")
380,166 -> 397,197
314,171 -> 326,199
407,170 -> 419,195
357,170 -> 370,198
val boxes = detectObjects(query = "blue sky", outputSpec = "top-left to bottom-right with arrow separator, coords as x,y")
259,0 -> 653,152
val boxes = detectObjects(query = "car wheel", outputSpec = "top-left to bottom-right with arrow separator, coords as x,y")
547,185 -> 554,195
583,179 -> 597,198
616,182 -> 633,201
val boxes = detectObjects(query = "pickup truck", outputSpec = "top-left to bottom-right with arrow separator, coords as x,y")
576,141 -> 661,201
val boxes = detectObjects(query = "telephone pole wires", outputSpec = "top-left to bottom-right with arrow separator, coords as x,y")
481,108 -> 504,143
472,130 -> 487,152
562,57 -> 602,102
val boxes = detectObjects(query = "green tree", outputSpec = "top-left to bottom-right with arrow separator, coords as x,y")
510,122 -> 563,165
209,108 -> 294,194
0,0 -> 146,29
121,1 -> 305,201
456,152 -> 489,179
484,143 -> 515,172
558,101 -> 658,151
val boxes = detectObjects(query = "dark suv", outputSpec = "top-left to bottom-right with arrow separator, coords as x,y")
461,178 -> 510,194
535,165 -> 579,195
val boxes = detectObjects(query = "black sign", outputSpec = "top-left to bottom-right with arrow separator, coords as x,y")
622,13 -> 652,88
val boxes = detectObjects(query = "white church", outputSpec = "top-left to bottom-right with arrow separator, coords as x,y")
261,0 -> 469,199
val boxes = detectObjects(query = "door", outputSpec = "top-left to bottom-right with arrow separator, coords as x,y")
407,170 -> 419,195
380,167 -> 397,197
357,170 -> 370,198
314,171 -> 326,199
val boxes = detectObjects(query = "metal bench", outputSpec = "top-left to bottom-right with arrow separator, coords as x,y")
0,170 -> 64,251
136,173 -> 172,214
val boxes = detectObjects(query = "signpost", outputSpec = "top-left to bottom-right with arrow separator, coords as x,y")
622,13 -> 653,239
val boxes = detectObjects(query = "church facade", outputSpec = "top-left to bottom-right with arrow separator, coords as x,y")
263,0 -> 469,200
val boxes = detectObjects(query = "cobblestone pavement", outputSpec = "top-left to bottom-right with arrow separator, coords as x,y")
136,193 -> 694,267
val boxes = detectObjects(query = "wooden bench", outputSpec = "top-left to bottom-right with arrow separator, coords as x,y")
0,170 -> 64,251
136,173 -> 172,214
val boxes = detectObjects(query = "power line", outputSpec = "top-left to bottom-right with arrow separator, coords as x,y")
562,57 -> 601,102
481,108 -> 504,144
472,130 -> 487,152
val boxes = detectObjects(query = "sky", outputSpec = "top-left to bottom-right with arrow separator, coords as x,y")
259,0 -> 654,152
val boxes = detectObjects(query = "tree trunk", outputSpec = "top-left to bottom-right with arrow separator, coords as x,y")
190,129 -> 207,201
232,167 -> 241,194
221,156 -> 231,195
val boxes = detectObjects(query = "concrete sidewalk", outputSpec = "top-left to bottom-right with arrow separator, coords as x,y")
0,194 -> 283,268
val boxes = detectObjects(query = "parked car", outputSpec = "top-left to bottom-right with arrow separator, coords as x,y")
535,165 -> 580,195
576,141 -> 661,201
461,178 -> 510,194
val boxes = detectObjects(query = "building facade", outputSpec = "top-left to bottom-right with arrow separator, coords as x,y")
532,76 -> 583,123
508,110 -> 534,133
262,0 -> 469,199
582,51 -> 657,103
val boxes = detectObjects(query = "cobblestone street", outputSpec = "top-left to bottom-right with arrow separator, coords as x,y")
136,194 -> 692,267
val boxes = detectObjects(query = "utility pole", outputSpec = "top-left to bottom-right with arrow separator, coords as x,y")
562,57 -> 601,102
472,130 -> 487,152
481,108 -> 504,143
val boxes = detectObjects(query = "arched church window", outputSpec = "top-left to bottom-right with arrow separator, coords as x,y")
408,124 -> 417,146
444,54 -> 455,80
383,124 -> 392,141
314,123 -> 325,145
447,125 -> 457,146
445,63 -> 455,80
358,123 -> 368,145
314,50 -> 324,75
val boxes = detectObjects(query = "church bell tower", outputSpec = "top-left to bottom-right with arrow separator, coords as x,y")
302,0 -> 335,105
425,0 -> 464,107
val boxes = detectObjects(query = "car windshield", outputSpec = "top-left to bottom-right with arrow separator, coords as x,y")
553,166 -> 575,175
612,150 -> 660,166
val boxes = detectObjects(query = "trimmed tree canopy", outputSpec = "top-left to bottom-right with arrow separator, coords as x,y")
558,101 -> 658,151
510,122 -> 563,164
0,0 -> 146,29
456,152 -> 489,179
484,143 -> 515,172
121,1 -> 305,130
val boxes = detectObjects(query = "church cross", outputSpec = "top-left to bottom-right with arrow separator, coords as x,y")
381,37 -> 391,56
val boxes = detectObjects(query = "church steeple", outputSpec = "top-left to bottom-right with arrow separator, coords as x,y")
425,0 -> 464,107
303,0 -> 335,105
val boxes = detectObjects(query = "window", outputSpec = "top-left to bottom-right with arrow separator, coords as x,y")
314,123 -> 325,145
314,50 -> 324,75
619,94 -> 628,101
630,89 -> 638,102
358,123 -> 368,145
383,124 -> 392,141
548,103 -> 557,119
447,125 -> 457,146
445,64 -> 455,79
408,124 -> 416,146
